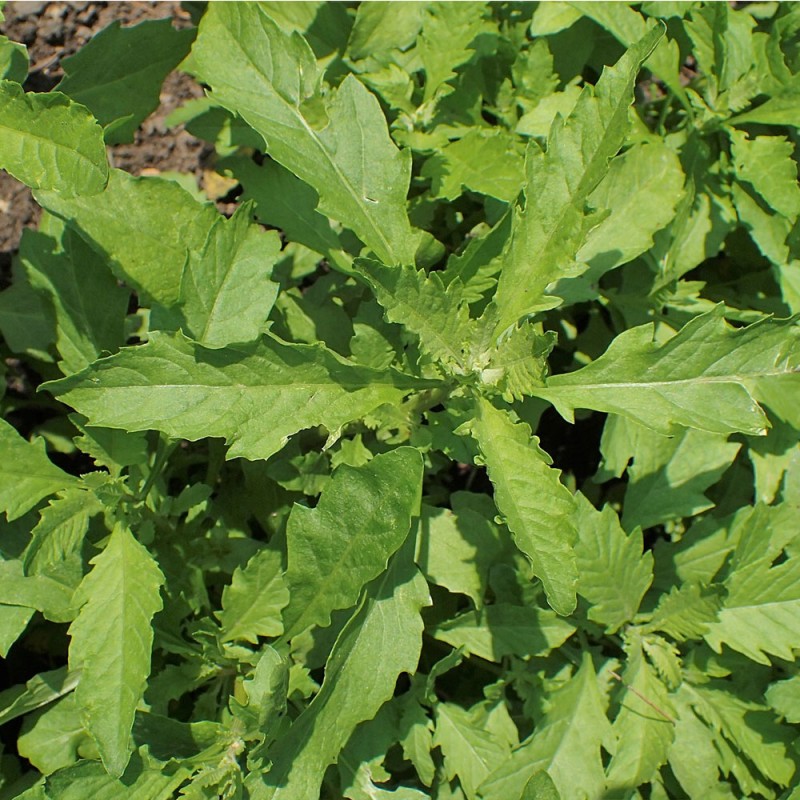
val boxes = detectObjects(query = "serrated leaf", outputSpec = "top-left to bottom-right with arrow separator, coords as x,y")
479,324 -> 555,401
423,129 -> 525,203
41,755 -> 189,799
729,74 -> 800,127
533,307 -> 800,436
283,447 -> 423,638
469,397 -> 578,615
730,129 -> 800,221
644,583 -> 723,642
434,702 -> 510,800
356,259 -> 475,374
249,545 -> 430,800
418,2 -> 492,103
23,486 -> 103,577
68,525 -> 164,777
606,636 -> 675,790
479,654 -> 612,800
0,419 -> 77,521
56,19 -> 194,144
218,548 -> 289,644
619,422 -> 741,531
574,495 -> 653,632
704,553 -> 800,664
492,27 -> 663,332
766,676 -> 800,724
191,3 -> 418,266
433,604 -> 575,662
0,80 -> 107,197
44,331 -> 435,462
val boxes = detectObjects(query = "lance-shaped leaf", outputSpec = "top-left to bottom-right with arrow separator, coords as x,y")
250,546 -> 430,800
43,331 -> 435,462
533,307 -> 800,436
68,525 -> 164,777
283,447 -> 423,638
468,397 -> 578,615
0,418 -> 77,522
491,27 -> 662,333
0,560 -> 76,622
56,18 -> 195,144
0,80 -> 107,197
478,654 -> 612,800
574,495 -> 653,633
191,3 -> 418,265
606,635 -> 675,791
356,259 -> 475,373
218,548 -> 289,644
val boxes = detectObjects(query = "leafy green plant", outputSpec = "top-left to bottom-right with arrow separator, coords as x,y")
1,2 -> 799,798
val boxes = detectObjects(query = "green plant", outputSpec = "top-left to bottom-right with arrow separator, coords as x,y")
1,2 -> 799,798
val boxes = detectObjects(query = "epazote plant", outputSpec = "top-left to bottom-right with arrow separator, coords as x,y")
0,2 -> 799,798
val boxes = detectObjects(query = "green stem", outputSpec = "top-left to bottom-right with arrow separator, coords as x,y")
138,435 -> 177,501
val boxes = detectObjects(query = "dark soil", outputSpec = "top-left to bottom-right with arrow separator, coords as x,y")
0,1 -> 212,276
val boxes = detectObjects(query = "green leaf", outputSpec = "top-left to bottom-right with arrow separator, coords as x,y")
0,419 -> 77,521
418,2 -> 493,103
433,604 -> 576,662
218,548 -> 289,644
729,129 -> 800,221
766,676 -> 800,723
0,560 -> 76,622
606,636 -> 675,790
347,2 -> 424,61
533,307 -> 800,436
556,140 -> 686,303
491,27 -> 663,332
156,203 -> 283,348
0,34 -> 28,82
44,331 -> 435,461
617,421 -> 741,530
283,447 -> 423,637
37,170 -> 219,308
20,216 -> 128,375
56,19 -> 195,144
191,3 -> 418,265
0,667 -> 78,727
23,485 -> 103,577
18,695 -> 90,775
68,525 -> 164,777
356,259 -> 475,374
434,702 -> 511,800
644,583 -> 723,642
41,755 -> 189,799
250,545 -> 430,800
415,495 -> 508,608
730,73 -> 800,127
479,654 -> 612,800
570,2 -> 686,100
227,155 -> 344,260
422,129 -> 525,203
0,80 -> 107,197
574,495 -> 653,633
704,552 -> 800,664
469,397 -> 578,615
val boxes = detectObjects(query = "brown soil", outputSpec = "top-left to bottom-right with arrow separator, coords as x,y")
0,1 -> 212,276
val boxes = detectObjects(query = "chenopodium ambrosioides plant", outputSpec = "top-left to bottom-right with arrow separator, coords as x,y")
0,2 -> 799,798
